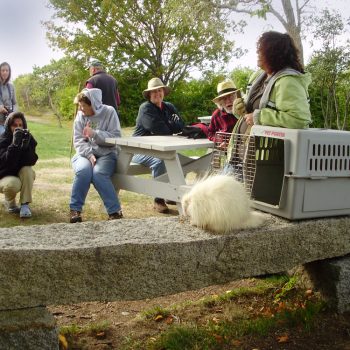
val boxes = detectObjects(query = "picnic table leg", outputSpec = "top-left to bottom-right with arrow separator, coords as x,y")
163,154 -> 186,214
113,151 -> 133,192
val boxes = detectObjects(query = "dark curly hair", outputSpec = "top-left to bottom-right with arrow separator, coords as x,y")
257,31 -> 304,74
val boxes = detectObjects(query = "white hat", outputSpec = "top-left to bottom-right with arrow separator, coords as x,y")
212,80 -> 239,103
143,78 -> 171,99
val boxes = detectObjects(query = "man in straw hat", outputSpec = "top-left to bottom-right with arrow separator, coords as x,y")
132,77 -> 184,213
207,79 -> 240,141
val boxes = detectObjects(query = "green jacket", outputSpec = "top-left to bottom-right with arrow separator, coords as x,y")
227,69 -> 312,160
250,69 -> 312,129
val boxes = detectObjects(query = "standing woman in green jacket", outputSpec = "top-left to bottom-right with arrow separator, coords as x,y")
226,31 -> 311,178
233,31 -> 312,133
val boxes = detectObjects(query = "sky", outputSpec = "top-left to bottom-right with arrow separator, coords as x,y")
2,0 -> 350,80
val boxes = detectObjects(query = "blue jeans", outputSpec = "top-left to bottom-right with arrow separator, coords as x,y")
70,153 -> 121,214
132,154 -> 166,178
0,125 -> 5,135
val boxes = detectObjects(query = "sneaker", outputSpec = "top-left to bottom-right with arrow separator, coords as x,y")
165,200 -> 177,205
153,199 -> 169,214
4,200 -> 20,214
20,204 -> 32,218
70,210 -> 82,223
108,210 -> 123,220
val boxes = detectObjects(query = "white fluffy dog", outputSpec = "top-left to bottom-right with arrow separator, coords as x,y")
181,175 -> 265,234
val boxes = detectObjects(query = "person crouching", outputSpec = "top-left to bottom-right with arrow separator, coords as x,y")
0,112 -> 38,218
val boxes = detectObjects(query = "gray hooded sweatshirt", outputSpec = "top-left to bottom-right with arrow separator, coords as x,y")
73,88 -> 121,159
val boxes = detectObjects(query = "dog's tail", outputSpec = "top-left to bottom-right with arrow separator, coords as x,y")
241,210 -> 266,229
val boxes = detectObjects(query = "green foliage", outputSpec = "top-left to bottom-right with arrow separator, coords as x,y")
230,66 -> 254,93
142,305 -> 171,320
307,9 -> 350,129
14,57 -> 86,121
55,85 -> 79,119
170,73 -> 225,123
114,68 -> 151,126
273,276 -> 297,303
15,58 -> 254,127
45,0 -> 238,84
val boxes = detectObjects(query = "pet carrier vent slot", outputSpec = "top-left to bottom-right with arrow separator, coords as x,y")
308,141 -> 350,176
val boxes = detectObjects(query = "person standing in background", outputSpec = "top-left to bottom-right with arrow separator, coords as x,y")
0,62 -> 17,135
86,59 -> 121,113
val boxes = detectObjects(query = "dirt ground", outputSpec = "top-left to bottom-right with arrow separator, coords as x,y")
50,278 -> 350,350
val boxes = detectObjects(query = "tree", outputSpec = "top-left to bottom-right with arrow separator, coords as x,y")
45,0 -> 238,84
307,9 -> 350,129
205,0 -> 313,64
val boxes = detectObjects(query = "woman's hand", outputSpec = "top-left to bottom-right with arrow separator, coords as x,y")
244,113 -> 254,126
89,154 -> 96,167
83,122 -> 94,138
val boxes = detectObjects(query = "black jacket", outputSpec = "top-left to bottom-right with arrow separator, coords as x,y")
133,101 -> 184,136
86,71 -> 119,112
0,113 -> 38,179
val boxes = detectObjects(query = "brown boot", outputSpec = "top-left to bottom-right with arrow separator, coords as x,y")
153,199 -> 169,213
108,210 -> 123,220
70,210 -> 82,223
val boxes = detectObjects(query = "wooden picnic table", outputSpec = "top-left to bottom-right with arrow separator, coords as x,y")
106,135 -> 214,213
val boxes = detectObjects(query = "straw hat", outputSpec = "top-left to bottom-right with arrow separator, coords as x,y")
143,78 -> 171,99
212,80 -> 239,103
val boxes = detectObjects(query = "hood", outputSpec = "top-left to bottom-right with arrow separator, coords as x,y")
81,88 -> 103,114
4,112 -> 27,135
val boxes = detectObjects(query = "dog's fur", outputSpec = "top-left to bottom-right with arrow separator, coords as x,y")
181,175 -> 265,233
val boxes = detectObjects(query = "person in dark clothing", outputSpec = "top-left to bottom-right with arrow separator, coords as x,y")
0,112 -> 38,218
132,77 -> 185,213
86,59 -> 120,112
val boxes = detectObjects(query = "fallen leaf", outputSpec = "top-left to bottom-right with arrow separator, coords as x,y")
95,331 -> 106,339
58,334 -> 68,350
213,334 -> 223,343
305,289 -> 313,296
277,334 -> 289,343
154,314 -> 164,322
232,339 -> 242,346
165,315 -> 174,324
212,317 -> 220,324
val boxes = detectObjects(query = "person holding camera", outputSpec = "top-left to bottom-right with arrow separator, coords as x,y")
0,112 -> 38,218
0,62 -> 17,135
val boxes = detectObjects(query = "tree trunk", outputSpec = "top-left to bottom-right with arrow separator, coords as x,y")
47,91 -> 63,128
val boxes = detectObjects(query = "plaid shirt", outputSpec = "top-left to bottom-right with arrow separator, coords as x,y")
207,109 -> 238,141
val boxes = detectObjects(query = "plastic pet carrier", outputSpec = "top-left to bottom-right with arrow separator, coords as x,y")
211,126 -> 350,220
